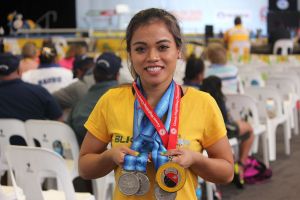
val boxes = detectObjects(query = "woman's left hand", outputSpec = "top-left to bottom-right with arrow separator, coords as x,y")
164,148 -> 200,169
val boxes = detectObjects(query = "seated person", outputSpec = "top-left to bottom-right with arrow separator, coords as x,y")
205,43 -> 240,94
19,41 -> 39,74
0,53 -> 62,121
201,76 -> 254,180
21,45 -> 73,93
53,56 -> 95,109
182,54 -> 205,89
68,52 -> 121,145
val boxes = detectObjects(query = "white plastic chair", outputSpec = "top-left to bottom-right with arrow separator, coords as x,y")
273,39 -> 293,55
244,86 -> 291,161
266,77 -> 299,135
226,94 -> 269,167
25,119 -> 79,181
239,70 -> 265,87
92,172 -> 114,200
92,142 -> 115,200
0,119 -> 27,178
6,145 -> 94,200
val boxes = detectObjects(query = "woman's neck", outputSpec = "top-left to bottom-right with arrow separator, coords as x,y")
142,81 -> 171,109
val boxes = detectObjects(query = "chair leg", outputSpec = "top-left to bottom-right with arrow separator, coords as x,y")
205,182 -> 214,200
261,131 -> 270,168
283,121 -> 291,156
293,108 -> 299,135
267,122 -> 276,162
251,135 -> 259,154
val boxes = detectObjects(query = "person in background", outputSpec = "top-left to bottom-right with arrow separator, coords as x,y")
0,53 -> 63,121
205,42 -> 240,94
53,55 -> 95,110
79,8 -> 233,200
223,16 -> 250,50
38,44 -> 61,68
21,44 -> 73,93
58,44 -> 76,70
201,76 -> 254,181
19,41 -> 39,74
182,54 -> 205,90
68,52 -> 121,145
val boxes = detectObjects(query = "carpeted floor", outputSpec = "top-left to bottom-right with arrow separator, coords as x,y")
220,125 -> 300,200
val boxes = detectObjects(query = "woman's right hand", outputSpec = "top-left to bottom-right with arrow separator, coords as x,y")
109,146 -> 139,166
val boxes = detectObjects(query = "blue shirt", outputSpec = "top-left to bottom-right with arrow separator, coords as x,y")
0,79 -> 62,121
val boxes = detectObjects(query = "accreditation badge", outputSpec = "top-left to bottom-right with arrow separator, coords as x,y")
155,162 -> 186,193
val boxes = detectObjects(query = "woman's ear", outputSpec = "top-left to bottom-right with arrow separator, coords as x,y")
177,50 -> 182,59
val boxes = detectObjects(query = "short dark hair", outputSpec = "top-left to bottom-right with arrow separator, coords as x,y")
183,54 -> 205,83
201,76 -> 224,108
125,8 -> 183,79
234,16 -> 242,25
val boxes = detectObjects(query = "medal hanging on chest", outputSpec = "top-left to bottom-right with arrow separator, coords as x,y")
133,81 -> 186,199
118,80 -> 186,198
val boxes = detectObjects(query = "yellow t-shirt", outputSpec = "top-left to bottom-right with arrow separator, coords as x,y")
224,25 -> 250,48
85,85 -> 226,200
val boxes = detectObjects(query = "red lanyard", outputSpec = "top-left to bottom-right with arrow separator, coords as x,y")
132,82 -> 181,150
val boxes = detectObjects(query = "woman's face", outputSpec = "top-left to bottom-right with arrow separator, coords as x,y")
129,20 -> 180,88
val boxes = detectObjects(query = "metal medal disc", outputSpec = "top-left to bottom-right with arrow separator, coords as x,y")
135,172 -> 150,196
118,172 -> 140,195
155,162 -> 186,193
154,184 -> 177,200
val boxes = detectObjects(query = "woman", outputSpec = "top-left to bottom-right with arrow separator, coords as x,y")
79,8 -> 233,200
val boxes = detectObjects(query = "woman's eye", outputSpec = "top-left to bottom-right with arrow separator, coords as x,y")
159,45 -> 169,51
135,47 -> 146,53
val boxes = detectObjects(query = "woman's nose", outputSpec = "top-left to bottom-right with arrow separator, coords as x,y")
147,49 -> 159,62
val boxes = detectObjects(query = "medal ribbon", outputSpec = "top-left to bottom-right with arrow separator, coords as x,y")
123,79 -> 180,172
133,82 -> 181,150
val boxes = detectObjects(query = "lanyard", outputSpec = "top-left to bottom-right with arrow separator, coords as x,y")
132,81 -> 181,150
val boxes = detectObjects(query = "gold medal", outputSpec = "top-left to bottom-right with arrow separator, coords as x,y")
156,162 -> 186,193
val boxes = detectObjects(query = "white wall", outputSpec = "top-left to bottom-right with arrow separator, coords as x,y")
76,0 -> 268,34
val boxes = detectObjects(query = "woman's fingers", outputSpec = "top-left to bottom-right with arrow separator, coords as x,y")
121,146 -> 139,156
163,149 -> 183,156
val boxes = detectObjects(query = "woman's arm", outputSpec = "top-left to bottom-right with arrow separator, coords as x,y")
166,137 -> 234,184
79,131 -> 138,180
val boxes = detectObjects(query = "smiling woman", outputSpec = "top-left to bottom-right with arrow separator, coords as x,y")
79,8 -> 234,200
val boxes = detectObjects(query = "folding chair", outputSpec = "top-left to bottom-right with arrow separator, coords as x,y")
273,39 -> 293,55
266,77 -> 299,135
25,119 -> 79,181
0,119 -> 27,180
226,94 -> 269,167
6,145 -> 94,200
244,86 -> 291,161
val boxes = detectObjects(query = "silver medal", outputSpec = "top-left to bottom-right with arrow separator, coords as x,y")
135,172 -> 150,196
154,184 -> 177,200
118,172 -> 140,195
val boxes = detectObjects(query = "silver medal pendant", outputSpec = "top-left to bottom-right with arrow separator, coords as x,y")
135,172 -> 150,196
118,171 -> 140,195
154,184 -> 177,200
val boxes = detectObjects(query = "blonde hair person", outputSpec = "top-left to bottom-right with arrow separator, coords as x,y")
205,42 -> 240,94
79,8 -> 233,200
19,42 -> 39,74
206,42 -> 227,65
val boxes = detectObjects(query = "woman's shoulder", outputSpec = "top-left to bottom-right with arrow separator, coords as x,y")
183,86 -> 211,99
103,83 -> 133,98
